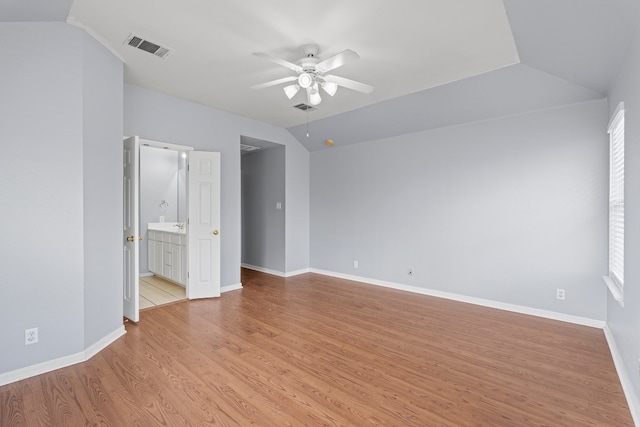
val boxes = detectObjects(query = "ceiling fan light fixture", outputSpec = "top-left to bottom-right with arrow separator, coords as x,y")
322,81 -> 338,96
309,86 -> 322,105
298,72 -> 313,88
283,84 -> 300,99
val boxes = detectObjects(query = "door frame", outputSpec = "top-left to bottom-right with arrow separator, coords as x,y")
123,137 -> 194,322
123,136 -> 140,322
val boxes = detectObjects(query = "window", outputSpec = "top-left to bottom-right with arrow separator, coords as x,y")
604,102 -> 624,306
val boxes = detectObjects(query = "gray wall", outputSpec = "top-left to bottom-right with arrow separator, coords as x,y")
0,21 -> 309,378
311,99 -> 608,320
81,27 -> 124,348
139,146 -> 180,274
284,138 -> 311,273
0,22 -> 123,374
607,17 -> 640,409
124,84 -> 310,287
241,146 -> 286,272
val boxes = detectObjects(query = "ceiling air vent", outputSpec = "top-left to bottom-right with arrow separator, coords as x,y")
124,33 -> 173,59
240,144 -> 260,153
293,103 -> 316,112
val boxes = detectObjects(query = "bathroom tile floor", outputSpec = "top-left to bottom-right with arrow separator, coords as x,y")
140,275 -> 186,309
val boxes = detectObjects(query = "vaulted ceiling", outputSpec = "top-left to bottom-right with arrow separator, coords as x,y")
2,0 -> 639,151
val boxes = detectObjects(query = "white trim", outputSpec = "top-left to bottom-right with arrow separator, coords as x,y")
0,352 -> 85,387
310,269 -> 606,329
241,263 -> 311,278
84,326 -> 127,360
139,272 -> 154,278
241,263 -> 285,277
285,268 -> 312,277
603,326 -> 640,425
0,326 -> 126,387
603,275 -> 624,307
221,282 -> 243,293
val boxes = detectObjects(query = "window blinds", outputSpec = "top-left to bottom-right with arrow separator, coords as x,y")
607,102 -> 624,297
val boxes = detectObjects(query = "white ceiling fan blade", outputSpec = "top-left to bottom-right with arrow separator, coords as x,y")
250,76 -> 298,90
323,74 -> 373,94
316,49 -> 360,73
253,52 -> 303,73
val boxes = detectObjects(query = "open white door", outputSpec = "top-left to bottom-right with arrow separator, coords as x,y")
123,136 -> 140,322
187,151 -> 221,298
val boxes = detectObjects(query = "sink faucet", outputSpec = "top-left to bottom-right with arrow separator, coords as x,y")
174,223 -> 185,230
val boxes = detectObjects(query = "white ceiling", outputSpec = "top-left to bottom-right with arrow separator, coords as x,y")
3,0 -> 639,151
66,0 -> 519,129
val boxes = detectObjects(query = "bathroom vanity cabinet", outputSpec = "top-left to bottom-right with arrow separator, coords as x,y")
147,225 -> 187,286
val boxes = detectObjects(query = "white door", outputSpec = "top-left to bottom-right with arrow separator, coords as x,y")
187,151 -> 221,299
123,136 -> 140,322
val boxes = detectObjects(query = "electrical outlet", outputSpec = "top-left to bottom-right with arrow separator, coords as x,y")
556,289 -> 565,300
353,260 -> 358,269
25,328 -> 38,345
407,268 -> 413,277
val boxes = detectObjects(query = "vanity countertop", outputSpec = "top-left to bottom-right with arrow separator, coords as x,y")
148,222 -> 186,234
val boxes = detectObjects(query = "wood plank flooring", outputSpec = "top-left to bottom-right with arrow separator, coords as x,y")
0,269 -> 633,426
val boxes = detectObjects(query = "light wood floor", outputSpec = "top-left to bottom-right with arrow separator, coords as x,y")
0,269 -> 633,426
139,275 -> 186,309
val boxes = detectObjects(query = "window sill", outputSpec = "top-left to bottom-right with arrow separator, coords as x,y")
603,275 -> 624,307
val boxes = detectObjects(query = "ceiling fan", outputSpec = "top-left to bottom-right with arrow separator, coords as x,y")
251,44 -> 373,106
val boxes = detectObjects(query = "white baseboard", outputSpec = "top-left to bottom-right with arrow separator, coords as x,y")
0,325 -> 126,387
0,352 -> 85,387
284,268 -> 312,277
310,268 -> 606,329
241,263 -> 285,277
603,326 -> 640,426
241,263 -> 311,278
84,326 -> 126,360
221,282 -> 243,293
139,272 -> 153,278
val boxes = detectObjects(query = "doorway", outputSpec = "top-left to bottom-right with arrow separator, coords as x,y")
139,144 -> 188,307
240,136 -> 286,274
123,136 -> 221,322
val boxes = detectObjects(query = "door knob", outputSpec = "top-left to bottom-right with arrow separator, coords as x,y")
126,236 -> 135,242
212,230 -> 219,235
138,236 -> 143,241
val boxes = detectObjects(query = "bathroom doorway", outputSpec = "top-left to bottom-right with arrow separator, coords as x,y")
123,136 -> 221,322
139,144 -> 188,308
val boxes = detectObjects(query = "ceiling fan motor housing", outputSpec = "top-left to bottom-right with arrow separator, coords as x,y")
299,57 -> 319,72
